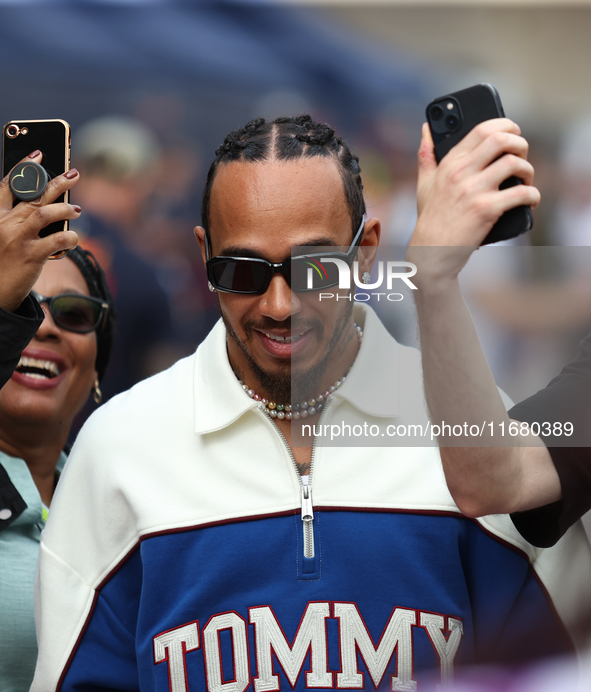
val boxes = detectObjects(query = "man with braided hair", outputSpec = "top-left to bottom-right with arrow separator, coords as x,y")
33,115 -> 590,691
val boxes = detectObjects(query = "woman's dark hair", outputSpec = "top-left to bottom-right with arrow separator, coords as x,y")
202,115 -> 365,238
64,246 -> 115,382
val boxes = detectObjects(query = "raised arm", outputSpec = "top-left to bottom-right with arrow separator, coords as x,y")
0,151 -> 81,312
0,152 -> 80,388
406,120 -> 561,517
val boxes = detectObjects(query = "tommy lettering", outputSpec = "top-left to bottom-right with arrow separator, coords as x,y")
419,612 -> 463,689
154,622 -> 200,692
153,603 -> 463,692
203,612 -> 251,692
249,603 -> 332,691
334,603 -> 417,692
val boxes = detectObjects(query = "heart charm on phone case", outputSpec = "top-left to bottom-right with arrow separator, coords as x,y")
9,161 -> 49,201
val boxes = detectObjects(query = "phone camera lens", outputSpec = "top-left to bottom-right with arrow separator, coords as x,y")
445,114 -> 459,130
430,105 -> 443,122
6,125 -> 19,139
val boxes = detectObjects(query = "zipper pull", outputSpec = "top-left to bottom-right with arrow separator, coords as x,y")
301,484 -> 314,522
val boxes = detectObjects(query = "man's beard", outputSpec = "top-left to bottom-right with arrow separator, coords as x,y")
221,300 -> 354,404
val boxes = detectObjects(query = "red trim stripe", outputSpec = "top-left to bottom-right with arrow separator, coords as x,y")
55,505 -> 575,689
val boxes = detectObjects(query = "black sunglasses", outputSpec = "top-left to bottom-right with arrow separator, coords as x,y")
205,218 -> 365,295
32,290 -> 109,334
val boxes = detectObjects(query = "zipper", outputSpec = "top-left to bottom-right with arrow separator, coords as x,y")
301,482 -> 314,558
258,398 -> 331,561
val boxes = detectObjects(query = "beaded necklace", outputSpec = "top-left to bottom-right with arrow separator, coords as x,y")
239,323 -> 363,421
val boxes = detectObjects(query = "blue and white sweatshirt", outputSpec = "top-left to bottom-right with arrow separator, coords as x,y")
32,306 -> 591,691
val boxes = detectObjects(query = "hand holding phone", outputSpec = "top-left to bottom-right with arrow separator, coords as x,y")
3,119 -> 73,235
409,85 -> 540,264
425,83 -> 534,246
0,149 -> 81,313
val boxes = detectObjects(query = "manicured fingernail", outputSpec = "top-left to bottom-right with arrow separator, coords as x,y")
28,150 -> 41,158
72,205 -> 82,213
64,168 -> 78,179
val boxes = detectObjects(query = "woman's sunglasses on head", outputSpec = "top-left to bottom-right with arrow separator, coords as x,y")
205,218 -> 365,295
32,291 -> 109,334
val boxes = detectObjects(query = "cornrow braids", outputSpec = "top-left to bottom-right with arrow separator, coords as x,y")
202,115 -> 365,239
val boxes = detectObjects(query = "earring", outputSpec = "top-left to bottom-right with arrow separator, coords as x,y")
93,379 -> 102,405
208,281 -> 217,293
362,272 -> 371,284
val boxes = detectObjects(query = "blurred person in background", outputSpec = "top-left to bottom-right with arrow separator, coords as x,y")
465,124 -> 591,400
555,117 -> 591,247
71,116 -> 179,405
136,133 -> 220,352
133,90 -> 225,352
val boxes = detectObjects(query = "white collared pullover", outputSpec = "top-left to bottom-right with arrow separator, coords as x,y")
32,306 -> 591,691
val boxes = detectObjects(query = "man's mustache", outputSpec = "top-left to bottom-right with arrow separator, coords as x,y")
244,318 -> 323,335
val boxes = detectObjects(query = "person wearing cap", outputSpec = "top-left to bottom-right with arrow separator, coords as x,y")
70,116 -> 177,403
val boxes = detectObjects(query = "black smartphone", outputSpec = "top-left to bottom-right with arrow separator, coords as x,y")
426,84 -> 532,245
2,119 -> 71,237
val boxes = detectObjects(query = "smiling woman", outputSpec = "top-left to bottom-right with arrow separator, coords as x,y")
0,247 -> 114,692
